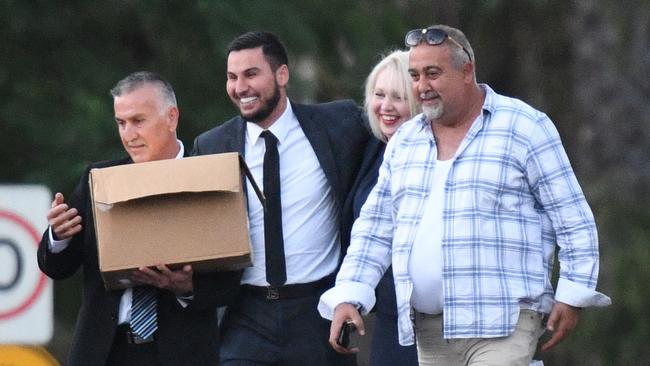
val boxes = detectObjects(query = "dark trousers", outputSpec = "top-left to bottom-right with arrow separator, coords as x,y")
105,325 -> 162,366
369,268 -> 418,366
220,290 -> 356,366
369,311 -> 418,366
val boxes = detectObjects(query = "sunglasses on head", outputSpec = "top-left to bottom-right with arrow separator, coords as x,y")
404,28 -> 472,62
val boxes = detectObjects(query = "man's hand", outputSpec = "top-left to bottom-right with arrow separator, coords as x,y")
131,264 -> 193,295
48,192 -> 82,240
329,302 -> 365,354
540,301 -> 580,352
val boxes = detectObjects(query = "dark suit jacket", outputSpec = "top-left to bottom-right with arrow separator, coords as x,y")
192,100 -> 370,260
341,137 -> 401,314
37,157 -> 242,366
342,137 -> 418,365
340,137 -> 384,254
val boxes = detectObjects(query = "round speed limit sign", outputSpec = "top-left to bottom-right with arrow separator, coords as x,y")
0,185 -> 52,344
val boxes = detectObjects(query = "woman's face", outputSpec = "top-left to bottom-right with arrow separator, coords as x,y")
370,68 -> 412,140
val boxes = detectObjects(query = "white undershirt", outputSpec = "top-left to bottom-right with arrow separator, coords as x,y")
49,140 -> 185,324
408,158 -> 454,314
242,99 -> 340,286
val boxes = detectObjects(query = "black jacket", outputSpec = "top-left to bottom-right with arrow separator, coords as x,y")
192,100 -> 370,257
37,156 -> 241,366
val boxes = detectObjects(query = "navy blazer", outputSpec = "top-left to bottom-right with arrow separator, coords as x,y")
340,137 -> 385,253
345,139 -> 418,366
192,99 -> 370,257
38,156 -> 242,366
341,137 -> 401,314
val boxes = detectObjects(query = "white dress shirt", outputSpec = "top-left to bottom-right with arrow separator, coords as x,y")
49,140 -> 185,324
242,99 -> 340,286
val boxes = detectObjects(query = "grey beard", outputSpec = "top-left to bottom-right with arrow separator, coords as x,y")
422,104 -> 443,121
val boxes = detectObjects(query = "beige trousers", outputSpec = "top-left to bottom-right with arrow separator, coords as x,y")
414,310 -> 545,366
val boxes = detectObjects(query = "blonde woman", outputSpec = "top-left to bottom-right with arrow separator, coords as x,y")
341,50 -> 420,365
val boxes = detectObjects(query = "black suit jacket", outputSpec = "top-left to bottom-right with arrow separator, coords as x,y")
37,157 -> 242,366
192,99 -> 370,262
340,137 -> 402,315
340,137 -> 385,253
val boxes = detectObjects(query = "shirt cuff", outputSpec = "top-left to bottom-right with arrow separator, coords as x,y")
176,297 -> 191,308
48,227 -> 71,253
318,282 -> 376,320
176,292 -> 194,308
555,278 -> 611,307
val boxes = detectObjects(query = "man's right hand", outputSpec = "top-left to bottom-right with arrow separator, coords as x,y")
48,192 -> 82,240
329,302 -> 365,354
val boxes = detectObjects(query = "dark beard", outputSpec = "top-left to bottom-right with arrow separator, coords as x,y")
243,82 -> 281,124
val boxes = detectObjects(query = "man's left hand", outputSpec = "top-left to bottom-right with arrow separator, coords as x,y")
131,264 -> 193,295
540,301 -> 580,352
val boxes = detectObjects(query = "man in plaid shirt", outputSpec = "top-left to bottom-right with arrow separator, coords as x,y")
319,24 -> 610,365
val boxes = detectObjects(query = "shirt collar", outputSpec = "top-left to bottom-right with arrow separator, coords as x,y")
415,83 -> 495,134
414,113 -> 434,142
478,83 -> 495,117
175,139 -> 184,159
246,98 -> 294,146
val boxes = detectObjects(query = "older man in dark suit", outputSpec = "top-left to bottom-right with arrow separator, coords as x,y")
192,31 -> 369,365
38,71 -> 241,366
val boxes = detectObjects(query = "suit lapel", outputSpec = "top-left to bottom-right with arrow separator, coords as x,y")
228,117 -> 247,155
355,139 -> 383,192
342,138 -> 383,224
230,117 -> 251,204
292,102 -> 342,207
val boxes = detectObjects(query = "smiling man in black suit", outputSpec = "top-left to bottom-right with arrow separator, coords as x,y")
192,31 -> 369,365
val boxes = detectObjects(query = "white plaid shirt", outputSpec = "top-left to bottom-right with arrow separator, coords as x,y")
319,84 -> 610,345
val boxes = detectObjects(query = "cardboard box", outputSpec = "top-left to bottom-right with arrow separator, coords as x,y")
89,152 -> 256,289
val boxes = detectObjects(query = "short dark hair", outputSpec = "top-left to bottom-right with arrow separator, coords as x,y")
110,71 -> 177,107
227,31 -> 289,71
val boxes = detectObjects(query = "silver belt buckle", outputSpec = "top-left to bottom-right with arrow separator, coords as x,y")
266,286 -> 280,300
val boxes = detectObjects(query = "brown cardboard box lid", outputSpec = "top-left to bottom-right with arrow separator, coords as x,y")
90,152 -> 253,289
91,153 -> 240,205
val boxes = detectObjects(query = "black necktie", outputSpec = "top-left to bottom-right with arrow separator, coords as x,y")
260,130 -> 286,286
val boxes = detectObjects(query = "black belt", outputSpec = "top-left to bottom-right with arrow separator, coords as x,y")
242,274 -> 334,300
116,324 -> 155,345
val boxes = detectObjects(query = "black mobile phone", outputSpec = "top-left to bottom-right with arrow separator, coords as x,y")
336,321 -> 356,348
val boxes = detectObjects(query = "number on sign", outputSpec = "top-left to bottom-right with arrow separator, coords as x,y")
0,238 -> 23,291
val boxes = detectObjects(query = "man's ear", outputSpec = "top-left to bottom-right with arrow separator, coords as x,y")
167,106 -> 179,132
276,64 -> 289,87
462,62 -> 475,83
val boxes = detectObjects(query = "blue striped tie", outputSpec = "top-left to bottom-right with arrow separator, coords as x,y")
130,286 -> 158,339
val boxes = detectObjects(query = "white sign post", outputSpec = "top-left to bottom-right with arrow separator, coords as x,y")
0,185 -> 53,344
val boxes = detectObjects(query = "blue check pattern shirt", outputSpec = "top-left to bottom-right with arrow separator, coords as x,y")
319,84 -> 610,345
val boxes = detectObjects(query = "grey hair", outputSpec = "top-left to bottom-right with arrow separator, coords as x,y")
110,71 -> 177,108
425,25 -> 475,75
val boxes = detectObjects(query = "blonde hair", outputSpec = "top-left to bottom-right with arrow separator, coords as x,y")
363,50 -> 420,142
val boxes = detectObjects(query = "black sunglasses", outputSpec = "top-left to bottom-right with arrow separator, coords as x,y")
405,28 -> 472,62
